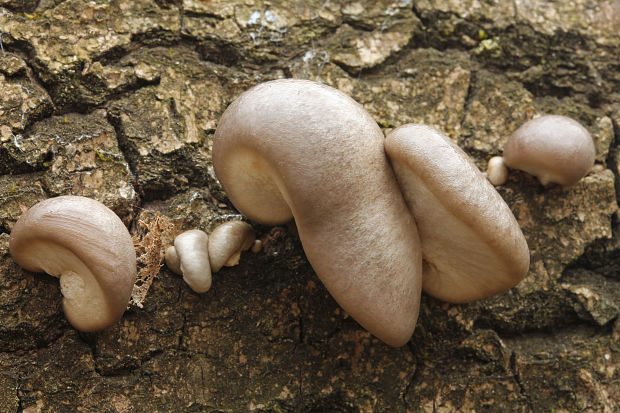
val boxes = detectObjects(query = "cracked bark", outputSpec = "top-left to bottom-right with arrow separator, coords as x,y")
0,0 -> 619,412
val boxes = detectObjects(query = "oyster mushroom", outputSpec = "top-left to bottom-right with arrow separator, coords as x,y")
213,79 -> 422,347
385,124 -> 530,303
165,229 -> 211,293
165,222 -> 256,293
208,221 -> 255,272
9,195 -> 137,332
503,115 -> 595,186
486,156 -> 508,186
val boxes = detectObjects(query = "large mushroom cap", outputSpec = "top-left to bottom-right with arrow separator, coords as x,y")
213,79 -> 422,346
503,114 -> 595,186
385,124 -> 530,303
9,195 -> 137,332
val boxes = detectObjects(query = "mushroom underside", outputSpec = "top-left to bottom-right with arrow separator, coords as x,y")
13,240 -> 110,332
385,124 -> 530,303
391,162 -> 524,303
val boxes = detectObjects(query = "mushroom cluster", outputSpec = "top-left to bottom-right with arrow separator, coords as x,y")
164,221 -> 255,293
8,195 -> 256,331
487,114 -> 596,187
9,195 -> 137,332
213,79 -> 530,346
7,81 -> 539,345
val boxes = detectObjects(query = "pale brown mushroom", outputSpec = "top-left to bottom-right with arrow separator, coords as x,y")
208,221 -> 255,272
503,115 -> 595,186
165,223 -> 256,293
9,195 -> 137,332
165,229 -> 212,293
213,79 -> 422,347
385,124 -> 530,303
486,156 -> 508,186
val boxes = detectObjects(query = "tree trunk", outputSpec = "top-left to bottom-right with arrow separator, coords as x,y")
0,0 -> 618,411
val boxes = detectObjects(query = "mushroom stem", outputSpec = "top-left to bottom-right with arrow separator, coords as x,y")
59,270 -> 85,300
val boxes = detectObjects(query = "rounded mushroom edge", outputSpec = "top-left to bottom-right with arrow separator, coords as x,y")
9,195 -> 137,332
385,124 -> 530,304
486,156 -> 509,186
503,114 -> 595,186
165,229 -> 212,294
212,79 -> 423,347
208,221 -> 255,272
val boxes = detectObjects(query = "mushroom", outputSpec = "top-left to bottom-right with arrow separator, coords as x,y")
208,221 -> 255,272
385,124 -> 530,303
165,229 -> 212,293
165,221 -> 256,293
486,156 -> 508,186
213,79 -> 422,347
9,195 -> 137,332
503,115 -> 595,186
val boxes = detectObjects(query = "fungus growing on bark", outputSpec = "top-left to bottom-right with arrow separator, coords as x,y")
9,195 -> 137,332
208,221 -> 255,272
385,124 -> 530,303
503,115 -> 595,186
165,221 -> 256,293
165,229 -> 211,293
213,79 -> 423,347
486,156 -> 508,186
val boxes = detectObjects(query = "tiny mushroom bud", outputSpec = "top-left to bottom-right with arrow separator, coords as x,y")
486,156 -> 508,186
503,114 -> 596,186
163,246 -> 181,274
9,195 -> 137,332
213,79 -> 423,347
165,229 -> 211,293
251,239 -> 263,254
208,221 -> 255,272
385,124 -> 530,303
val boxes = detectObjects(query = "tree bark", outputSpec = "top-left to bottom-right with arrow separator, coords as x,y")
0,0 -> 618,411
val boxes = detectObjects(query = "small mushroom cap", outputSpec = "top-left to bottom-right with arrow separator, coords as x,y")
213,79 -> 422,346
9,195 -> 137,332
503,115 -> 595,186
208,221 -> 255,272
164,245 -> 182,275
486,156 -> 508,186
385,124 -> 530,303
167,229 -> 212,293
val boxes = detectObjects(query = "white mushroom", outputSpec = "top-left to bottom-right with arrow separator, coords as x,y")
165,222 -> 256,293
385,124 -> 530,303
208,221 -> 255,272
165,229 -> 211,293
213,79 -> 422,347
9,195 -> 137,332
503,115 -> 595,186
486,156 -> 508,186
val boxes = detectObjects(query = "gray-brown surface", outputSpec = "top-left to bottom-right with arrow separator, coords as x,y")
0,0 -> 619,411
